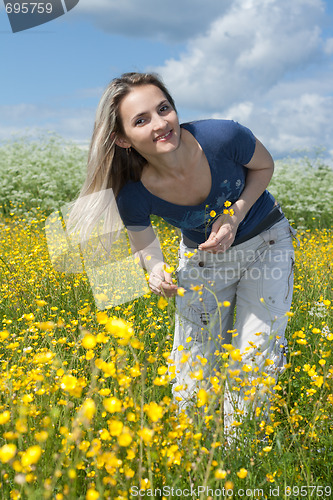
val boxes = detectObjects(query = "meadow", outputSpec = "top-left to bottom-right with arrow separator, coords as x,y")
0,136 -> 332,500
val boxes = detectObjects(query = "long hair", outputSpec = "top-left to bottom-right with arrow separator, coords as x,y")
66,72 -> 177,246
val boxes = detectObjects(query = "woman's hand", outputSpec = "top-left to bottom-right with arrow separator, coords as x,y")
148,261 -> 178,297
198,214 -> 239,253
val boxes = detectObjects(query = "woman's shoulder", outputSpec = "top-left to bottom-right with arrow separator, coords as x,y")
117,181 -> 151,211
181,119 -> 251,142
181,119 -> 256,162
117,180 -> 148,204
116,181 -> 152,226
181,119 -> 254,152
181,118 -> 237,131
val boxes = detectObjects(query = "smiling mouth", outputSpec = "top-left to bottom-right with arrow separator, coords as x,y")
154,130 -> 173,142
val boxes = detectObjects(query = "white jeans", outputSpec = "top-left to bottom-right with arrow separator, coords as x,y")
169,218 -> 295,437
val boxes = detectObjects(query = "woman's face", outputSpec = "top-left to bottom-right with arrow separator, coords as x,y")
116,84 -> 181,158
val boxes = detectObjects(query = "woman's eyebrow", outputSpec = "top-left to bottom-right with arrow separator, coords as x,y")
131,100 -> 168,123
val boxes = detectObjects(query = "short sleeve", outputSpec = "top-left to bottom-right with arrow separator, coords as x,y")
221,121 -> 256,165
116,183 -> 151,231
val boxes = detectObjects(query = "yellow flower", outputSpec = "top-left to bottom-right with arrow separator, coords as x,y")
224,200 -> 232,207
21,445 -> 42,467
144,402 -> 164,422
108,419 -> 123,436
191,368 -> 204,380
24,313 -> 35,322
81,333 -> 97,349
210,210 -> 216,217
35,299 -> 47,307
35,431 -> 48,442
124,467 -> 135,479
103,397 -> 122,413
105,317 -> 134,345
0,330 -> 9,341
230,349 -> 242,362
0,443 -> 17,463
164,265 -> 175,273
138,428 -> 154,444
223,301 -> 231,307
177,287 -> 186,297
22,393 -> 34,404
96,311 -> 108,324
157,296 -> 168,310
33,351 -> 55,364
237,468 -> 248,479
86,350 -> 94,360
214,469 -> 227,479
263,376 -> 276,387
197,388 -> 208,407
86,488 -> 100,500
118,428 -> 133,447
80,398 -> 96,421
60,374 -> 83,396
68,469 -> 77,479
129,363 -> 141,377
313,375 -> 324,387
37,321 -> 56,331
140,478 -> 151,490
0,410 -> 10,425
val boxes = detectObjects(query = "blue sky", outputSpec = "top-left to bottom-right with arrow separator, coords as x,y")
1,0 -> 333,160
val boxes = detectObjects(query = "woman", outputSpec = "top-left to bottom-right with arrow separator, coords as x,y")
70,72 -> 295,440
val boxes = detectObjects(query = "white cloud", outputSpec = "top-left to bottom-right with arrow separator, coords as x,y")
76,0 -> 232,42
151,0 -> 333,157
218,92 -> 333,155
0,104 -> 94,144
324,37 -> 333,54
156,0 -> 325,110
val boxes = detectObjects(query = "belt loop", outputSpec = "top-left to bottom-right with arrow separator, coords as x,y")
289,225 -> 300,247
270,226 -> 278,242
261,225 -> 278,244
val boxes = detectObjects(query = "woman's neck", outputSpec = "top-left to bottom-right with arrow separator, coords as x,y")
143,128 -> 199,180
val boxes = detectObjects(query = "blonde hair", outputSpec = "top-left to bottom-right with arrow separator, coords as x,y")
67,72 -> 176,245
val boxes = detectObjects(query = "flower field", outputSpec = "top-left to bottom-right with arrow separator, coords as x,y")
0,138 -> 332,499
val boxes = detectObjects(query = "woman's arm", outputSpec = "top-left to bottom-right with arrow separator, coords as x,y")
198,138 -> 274,253
128,225 -> 178,297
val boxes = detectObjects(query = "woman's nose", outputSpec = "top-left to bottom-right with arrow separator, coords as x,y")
152,113 -> 167,130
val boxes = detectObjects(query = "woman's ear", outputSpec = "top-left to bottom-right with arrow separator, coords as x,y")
115,136 -> 131,149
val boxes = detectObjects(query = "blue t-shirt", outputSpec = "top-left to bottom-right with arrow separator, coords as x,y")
116,119 -> 276,245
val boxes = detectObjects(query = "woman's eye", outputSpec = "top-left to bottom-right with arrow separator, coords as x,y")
135,118 -> 145,126
160,105 -> 169,112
